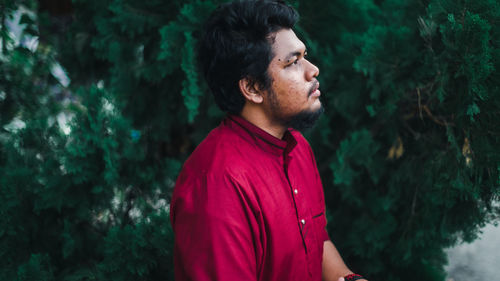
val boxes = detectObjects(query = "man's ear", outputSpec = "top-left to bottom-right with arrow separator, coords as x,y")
239,77 -> 264,104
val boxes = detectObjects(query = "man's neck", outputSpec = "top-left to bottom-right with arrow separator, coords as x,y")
239,104 -> 286,139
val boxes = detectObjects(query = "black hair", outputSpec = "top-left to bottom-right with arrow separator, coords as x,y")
198,0 -> 299,114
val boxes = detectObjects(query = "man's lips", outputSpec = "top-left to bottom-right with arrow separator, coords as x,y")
308,81 -> 320,97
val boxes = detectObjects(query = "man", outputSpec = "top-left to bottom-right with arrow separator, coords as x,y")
170,1 -> 367,280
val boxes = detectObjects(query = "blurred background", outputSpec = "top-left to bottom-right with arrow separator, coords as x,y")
0,0 -> 499,280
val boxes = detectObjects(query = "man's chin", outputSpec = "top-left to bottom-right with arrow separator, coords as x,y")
286,105 -> 324,131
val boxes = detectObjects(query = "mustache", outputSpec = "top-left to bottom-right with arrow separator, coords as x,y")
308,80 -> 320,97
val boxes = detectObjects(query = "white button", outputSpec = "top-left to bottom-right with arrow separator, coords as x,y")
301,219 -> 306,225
294,189 -> 298,195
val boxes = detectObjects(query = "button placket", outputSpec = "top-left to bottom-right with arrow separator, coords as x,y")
284,154 -> 308,253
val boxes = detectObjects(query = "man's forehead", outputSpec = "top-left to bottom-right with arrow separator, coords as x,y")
271,29 -> 306,57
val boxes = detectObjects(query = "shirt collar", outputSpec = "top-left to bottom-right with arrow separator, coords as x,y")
225,114 -> 297,156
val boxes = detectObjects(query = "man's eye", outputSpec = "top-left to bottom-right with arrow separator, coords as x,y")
285,57 -> 301,68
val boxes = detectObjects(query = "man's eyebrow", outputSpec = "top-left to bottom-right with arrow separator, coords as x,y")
283,48 -> 307,63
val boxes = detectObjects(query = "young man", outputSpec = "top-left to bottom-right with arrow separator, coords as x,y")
170,1 -> 367,280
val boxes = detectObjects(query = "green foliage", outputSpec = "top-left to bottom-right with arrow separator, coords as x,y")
306,0 -> 500,280
17,254 -> 54,281
1,0 -> 499,280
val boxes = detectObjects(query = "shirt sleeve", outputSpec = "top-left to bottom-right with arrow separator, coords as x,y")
170,171 -> 259,281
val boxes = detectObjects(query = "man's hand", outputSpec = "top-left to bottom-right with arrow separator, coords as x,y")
322,240 -> 368,281
322,241 -> 352,281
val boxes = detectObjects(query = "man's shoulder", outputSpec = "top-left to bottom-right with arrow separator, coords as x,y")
182,123 -> 253,176
172,124 -> 255,205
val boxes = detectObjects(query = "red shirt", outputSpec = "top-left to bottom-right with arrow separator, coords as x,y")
170,115 -> 329,281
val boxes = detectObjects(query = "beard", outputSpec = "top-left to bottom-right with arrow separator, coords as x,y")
283,105 -> 324,131
267,85 -> 324,132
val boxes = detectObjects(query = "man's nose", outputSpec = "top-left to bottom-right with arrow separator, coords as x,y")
306,60 -> 319,81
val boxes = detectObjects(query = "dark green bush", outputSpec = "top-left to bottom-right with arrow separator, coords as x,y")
1,0 -> 498,280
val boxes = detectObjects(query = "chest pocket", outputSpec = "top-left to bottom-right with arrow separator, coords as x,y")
300,207 -> 326,279
311,209 -> 327,251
